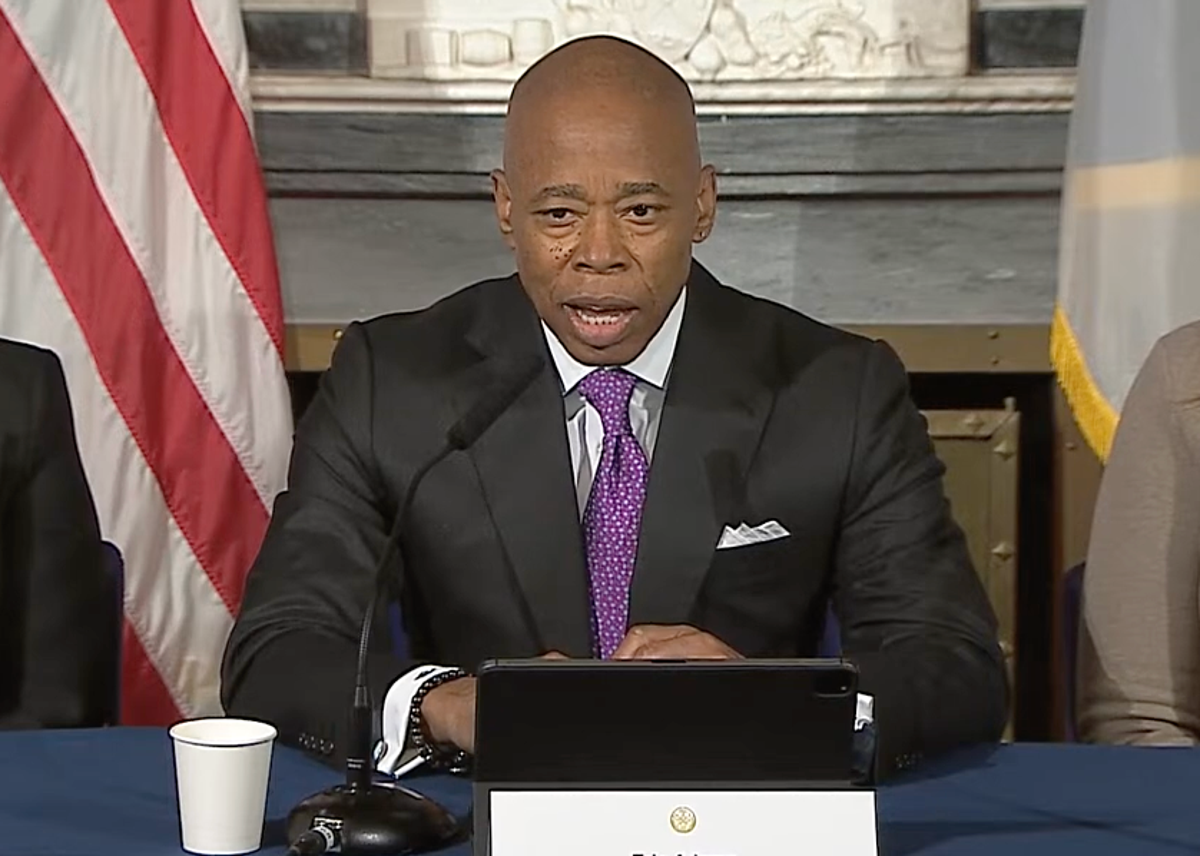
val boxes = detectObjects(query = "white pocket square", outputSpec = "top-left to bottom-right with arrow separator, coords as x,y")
717,520 -> 790,549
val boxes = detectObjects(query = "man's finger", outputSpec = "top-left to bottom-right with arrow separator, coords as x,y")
634,624 -> 693,639
613,625 -> 699,659
610,634 -> 643,660
631,637 -> 732,660
612,624 -> 655,658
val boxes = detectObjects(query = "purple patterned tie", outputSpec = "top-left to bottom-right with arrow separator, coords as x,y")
579,368 -> 649,659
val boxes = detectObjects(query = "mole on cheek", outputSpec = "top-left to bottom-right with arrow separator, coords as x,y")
549,243 -> 573,262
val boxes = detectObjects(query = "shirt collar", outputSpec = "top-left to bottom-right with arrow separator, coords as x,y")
541,288 -> 686,395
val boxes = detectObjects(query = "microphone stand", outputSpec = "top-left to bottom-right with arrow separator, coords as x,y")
285,356 -> 545,856
285,446 -> 465,856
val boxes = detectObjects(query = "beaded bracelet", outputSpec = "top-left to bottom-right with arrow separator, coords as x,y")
407,667 -> 471,774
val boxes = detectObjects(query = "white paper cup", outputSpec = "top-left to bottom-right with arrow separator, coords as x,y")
170,718 -> 277,855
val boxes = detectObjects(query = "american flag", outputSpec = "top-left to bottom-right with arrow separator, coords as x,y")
0,0 -> 292,723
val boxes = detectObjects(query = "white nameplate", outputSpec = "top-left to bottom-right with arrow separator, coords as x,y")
489,789 -> 877,855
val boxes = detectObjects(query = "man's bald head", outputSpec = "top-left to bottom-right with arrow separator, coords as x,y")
491,35 -> 717,366
504,36 -> 700,176
509,35 -> 695,110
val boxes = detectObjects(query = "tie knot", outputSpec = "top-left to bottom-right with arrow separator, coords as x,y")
578,368 -> 638,432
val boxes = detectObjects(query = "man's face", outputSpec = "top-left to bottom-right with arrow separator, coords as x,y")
493,93 -> 716,366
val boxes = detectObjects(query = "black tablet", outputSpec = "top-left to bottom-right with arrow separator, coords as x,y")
473,657 -> 859,786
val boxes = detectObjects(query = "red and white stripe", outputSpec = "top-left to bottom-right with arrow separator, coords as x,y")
0,0 -> 291,724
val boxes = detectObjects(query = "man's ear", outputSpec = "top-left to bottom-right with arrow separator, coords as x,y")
692,164 -> 717,243
491,169 -> 515,249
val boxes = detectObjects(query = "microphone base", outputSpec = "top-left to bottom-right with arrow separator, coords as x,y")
287,780 -> 466,855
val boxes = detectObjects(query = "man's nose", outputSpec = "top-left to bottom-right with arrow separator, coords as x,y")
572,213 -> 629,274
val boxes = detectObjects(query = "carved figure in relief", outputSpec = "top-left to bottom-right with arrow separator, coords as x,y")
373,0 -> 966,82
553,0 -> 960,80
560,0 -> 716,62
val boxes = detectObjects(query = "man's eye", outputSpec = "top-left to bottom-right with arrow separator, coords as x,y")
544,208 -> 573,220
629,204 -> 654,218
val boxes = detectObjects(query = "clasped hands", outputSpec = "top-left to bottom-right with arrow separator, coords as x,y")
420,624 -> 740,754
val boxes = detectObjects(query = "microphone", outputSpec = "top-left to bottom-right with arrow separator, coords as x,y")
285,354 -> 545,856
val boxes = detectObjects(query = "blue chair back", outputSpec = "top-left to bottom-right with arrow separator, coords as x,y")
100,541 -> 124,725
1062,562 -> 1085,741
818,604 -> 842,657
388,601 -> 409,661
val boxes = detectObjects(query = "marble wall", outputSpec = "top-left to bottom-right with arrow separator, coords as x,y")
239,0 -> 1084,327
255,109 -> 1068,327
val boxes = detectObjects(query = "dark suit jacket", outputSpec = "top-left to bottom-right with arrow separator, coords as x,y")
222,263 -> 1007,777
0,339 -> 111,729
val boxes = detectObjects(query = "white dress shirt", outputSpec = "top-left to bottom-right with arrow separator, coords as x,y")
376,290 -> 687,777
541,289 -> 686,513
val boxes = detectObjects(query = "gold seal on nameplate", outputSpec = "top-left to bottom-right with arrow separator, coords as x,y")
669,806 -> 697,834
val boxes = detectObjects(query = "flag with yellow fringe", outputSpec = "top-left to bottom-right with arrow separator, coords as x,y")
1053,0 -> 1200,461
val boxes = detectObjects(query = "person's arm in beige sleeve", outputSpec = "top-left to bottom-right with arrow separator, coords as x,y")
1077,324 -> 1200,745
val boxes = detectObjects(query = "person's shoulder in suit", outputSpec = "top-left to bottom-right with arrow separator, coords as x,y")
349,274 -> 525,374
0,336 -> 67,411
0,335 -> 62,368
0,336 -> 111,730
0,338 -> 80,475
710,278 -> 864,340
696,267 -> 894,384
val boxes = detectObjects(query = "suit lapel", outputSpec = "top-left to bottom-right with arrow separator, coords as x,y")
456,267 -> 776,651
629,264 -> 777,626
461,278 -> 593,657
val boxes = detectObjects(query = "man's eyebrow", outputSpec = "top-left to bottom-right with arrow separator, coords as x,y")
617,181 -> 668,198
531,182 -> 670,203
532,184 -> 588,203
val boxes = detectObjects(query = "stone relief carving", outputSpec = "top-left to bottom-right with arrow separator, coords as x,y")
366,0 -> 970,82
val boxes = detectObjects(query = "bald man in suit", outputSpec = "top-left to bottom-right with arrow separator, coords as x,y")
223,36 -> 1007,780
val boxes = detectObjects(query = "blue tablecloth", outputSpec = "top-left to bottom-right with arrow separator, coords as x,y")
2,728 -> 1200,855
